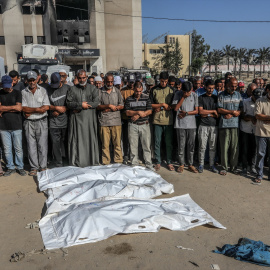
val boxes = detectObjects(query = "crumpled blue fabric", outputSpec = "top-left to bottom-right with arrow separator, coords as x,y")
214,238 -> 270,266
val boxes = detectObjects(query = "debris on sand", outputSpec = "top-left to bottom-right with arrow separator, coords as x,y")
10,248 -> 69,262
104,243 -> 133,255
25,219 -> 40,229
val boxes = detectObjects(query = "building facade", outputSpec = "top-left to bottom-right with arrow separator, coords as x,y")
142,34 -> 191,76
0,0 -> 142,74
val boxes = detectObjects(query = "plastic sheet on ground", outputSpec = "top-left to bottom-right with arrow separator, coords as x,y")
39,194 -> 226,250
38,164 -> 174,214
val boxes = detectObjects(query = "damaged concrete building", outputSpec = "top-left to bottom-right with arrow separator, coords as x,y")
0,0 -> 142,73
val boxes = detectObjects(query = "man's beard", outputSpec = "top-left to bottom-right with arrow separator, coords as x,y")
79,81 -> 87,86
106,85 -> 113,89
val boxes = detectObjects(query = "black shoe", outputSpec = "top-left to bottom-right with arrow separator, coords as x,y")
4,169 -> 16,177
17,169 -> 27,176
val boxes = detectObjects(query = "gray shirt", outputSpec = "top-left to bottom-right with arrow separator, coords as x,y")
218,90 -> 242,128
98,87 -> 124,126
22,85 -> 50,120
172,91 -> 198,129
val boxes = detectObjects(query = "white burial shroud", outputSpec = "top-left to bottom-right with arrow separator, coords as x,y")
37,164 -> 226,250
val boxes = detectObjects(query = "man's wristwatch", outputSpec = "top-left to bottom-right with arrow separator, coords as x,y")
160,106 -> 164,111
185,112 -> 188,116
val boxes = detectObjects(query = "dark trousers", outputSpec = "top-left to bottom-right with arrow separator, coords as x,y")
122,119 -> 130,160
256,136 -> 270,179
241,131 -> 256,169
154,124 -> 173,164
176,128 -> 196,166
50,128 -> 68,167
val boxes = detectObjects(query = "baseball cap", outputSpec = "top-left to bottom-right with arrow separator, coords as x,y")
238,82 -> 245,87
27,71 -> 37,80
179,78 -> 185,83
2,75 -> 12,88
146,77 -> 155,86
50,72 -> 61,88
253,88 -> 264,100
114,76 -> 121,85
128,73 -> 136,83
94,76 -> 102,82
146,72 -> 151,79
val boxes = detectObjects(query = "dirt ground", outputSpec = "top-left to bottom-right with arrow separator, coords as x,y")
1,165 -> 270,270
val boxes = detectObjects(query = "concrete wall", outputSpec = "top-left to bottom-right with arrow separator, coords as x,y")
104,0 -> 142,71
2,5 -> 25,71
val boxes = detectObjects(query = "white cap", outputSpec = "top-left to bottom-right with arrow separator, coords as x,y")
94,76 -> 102,82
114,76 -> 121,85
59,69 -> 67,74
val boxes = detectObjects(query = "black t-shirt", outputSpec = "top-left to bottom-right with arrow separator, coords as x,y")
198,94 -> 218,126
13,81 -> 25,91
0,89 -> 22,130
39,83 -> 49,90
47,84 -> 70,129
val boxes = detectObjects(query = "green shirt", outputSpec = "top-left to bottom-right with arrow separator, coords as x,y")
150,86 -> 174,125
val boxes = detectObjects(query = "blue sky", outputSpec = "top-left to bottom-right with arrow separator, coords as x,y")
142,0 -> 270,50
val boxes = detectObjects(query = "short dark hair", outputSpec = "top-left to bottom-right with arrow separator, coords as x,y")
168,76 -> 176,83
41,74 -> 48,83
32,69 -> 40,76
220,77 -> 225,81
134,81 -> 143,89
9,70 -> 19,78
265,84 -> 270,91
182,81 -> 193,92
215,79 -> 222,85
225,72 -> 232,79
159,71 -> 169,80
91,72 -> 98,76
205,79 -> 215,87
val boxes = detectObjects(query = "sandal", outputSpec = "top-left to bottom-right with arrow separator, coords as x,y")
177,165 -> 184,173
220,170 -> 227,176
154,164 -> 161,171
167,164 -> 175,171
28,169 -> 38,176
188,165 -> 198,173
252,178 -> 261,185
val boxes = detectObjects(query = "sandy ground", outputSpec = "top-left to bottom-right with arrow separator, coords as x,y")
1,164 -> 270,270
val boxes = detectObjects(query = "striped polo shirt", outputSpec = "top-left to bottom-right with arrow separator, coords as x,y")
218,90 -> 242,128
22,85 -> 50,120
124,93 -> 152,124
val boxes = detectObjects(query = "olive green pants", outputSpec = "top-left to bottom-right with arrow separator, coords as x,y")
219,128 -> 239,171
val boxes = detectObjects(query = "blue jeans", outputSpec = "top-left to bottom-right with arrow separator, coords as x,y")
0,130 -> 24,170
255,136 -> 270,179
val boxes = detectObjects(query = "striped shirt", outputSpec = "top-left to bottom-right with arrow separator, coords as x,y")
22,85 -> 50,120
124,93 -> 152,124
218,90 -> 242,128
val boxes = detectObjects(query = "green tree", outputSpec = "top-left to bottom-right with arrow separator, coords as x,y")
204,50 -> 213,75
190,30 -> 210,74
159,43 -> 173,71
244,49 -> 256,78
212,49 -> 223,78
222,45 -> 235,71
257,47 -> 270,76
171,38 -> 183,75
237,48 -> 247,80
142,60 -> 150,67
231,49 -> 239,75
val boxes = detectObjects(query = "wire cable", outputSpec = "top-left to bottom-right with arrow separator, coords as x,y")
55,4 -> 270,23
